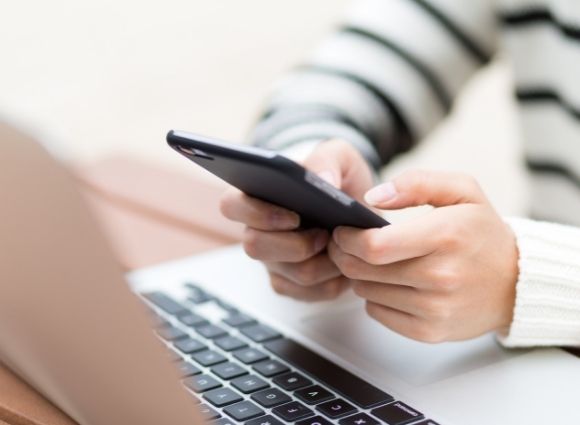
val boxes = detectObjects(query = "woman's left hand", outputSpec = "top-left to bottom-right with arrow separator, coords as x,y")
328,170 -> 519,343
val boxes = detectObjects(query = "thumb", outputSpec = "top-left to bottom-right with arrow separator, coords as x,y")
364,170 -> 487,210
302,141 -> 344,189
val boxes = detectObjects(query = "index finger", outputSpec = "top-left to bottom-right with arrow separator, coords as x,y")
220,188 -> 300,231
332,217 -> 438,265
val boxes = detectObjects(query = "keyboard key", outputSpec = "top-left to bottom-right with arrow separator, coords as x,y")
176,360 -> 201,378
216,299 -> 239,313
273,401 -> 314,422
413,420 -> 440,425
215,418 -> 237,425
251,388 -> 292,408
174,337 -> 206,354
184,374 -> 221,393
143,292 -> 188,316
252,359 -> 289,377
203,387 -> 243,407
198,403 -> 221,420
241,324 -> 282,343
371,402 -> 424,425
223,313 -> 257,328
339,413 -> 380,425
223,400 -> 265,421
264,339 -> 393,408
231,375 -> 269,394
233,347 -> 269,364
297,416 -> 333,425
197,324 -> 228,339
317,399 -> 357,419
295,385 -> 334,405
157,326 -> 187,341
179,312 -> 209,328
273,372 -> 312,391
185,283 -> 214,304
192,350 -> 227,367
215,335 -> 247,351
211,362 -> 248,380
246,414 -> 285,425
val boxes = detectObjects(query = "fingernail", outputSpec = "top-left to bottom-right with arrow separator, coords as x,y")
314,231 -> 329,252
364,181 -> 398,206
271,210 -> 300,230
317,171 -> 337,187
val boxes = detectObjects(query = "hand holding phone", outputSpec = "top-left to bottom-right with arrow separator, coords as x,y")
168,131 -> 386,302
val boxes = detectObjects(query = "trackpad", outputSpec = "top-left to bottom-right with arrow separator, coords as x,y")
301,301 -> 526,386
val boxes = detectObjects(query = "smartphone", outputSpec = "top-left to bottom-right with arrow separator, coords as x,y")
167,130 -> 389,230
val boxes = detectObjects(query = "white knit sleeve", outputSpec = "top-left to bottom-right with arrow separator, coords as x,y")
498,217 -> 580,347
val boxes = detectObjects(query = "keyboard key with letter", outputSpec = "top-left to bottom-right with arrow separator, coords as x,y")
273,372 -> 312,391
264,339 -> 393,408
273,401 -> 314,422
295,385 -> 334,405
223,400 -> 265,421
371,401 -> 424,425
203,387 -> 243,407
250,388 -> 292,408
317,399 -> 357,419
231,375 -> 269,394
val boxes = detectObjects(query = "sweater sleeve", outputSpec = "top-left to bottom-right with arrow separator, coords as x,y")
498,217 -> 580,347
249,0 -> 499,169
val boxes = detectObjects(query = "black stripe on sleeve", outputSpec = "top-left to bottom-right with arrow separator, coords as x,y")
342,26 -> 452,111
517,88 -> 580,121
526,158 -> 580,191
258,105 -> 377,148
409,0 -> 491,64
500,8 -> 580,41
304,65 -> 415,159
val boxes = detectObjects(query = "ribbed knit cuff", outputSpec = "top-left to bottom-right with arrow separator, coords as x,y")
498,217 -> 580,347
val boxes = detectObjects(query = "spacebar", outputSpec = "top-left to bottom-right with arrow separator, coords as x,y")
264,338 -> 393,409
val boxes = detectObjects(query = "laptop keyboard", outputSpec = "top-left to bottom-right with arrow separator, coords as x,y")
141,286 -> 440,425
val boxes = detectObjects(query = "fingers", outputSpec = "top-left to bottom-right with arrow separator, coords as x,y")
365,302 -> 447,343
303,139 -> 374,202
267,253 -> 341,287
364,169 -> 487,210
244,228 -> 328,263
269,273 -> 351,302
354,281 -> 440,318
328,241 -> 432,287
332,218 -> 438,265
220,189 -> 300,231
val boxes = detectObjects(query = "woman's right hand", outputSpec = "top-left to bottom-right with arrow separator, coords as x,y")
219,139 -> 375,302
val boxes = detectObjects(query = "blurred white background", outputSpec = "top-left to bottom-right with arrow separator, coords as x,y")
0,0 -> 528,215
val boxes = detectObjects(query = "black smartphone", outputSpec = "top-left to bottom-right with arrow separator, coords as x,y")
167,130 -> 389,230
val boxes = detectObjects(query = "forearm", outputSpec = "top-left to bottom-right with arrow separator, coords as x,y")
250,0 -> 499,169
499,218 -> 580,347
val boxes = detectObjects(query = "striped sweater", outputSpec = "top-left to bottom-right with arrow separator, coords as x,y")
250,0 -> 580,347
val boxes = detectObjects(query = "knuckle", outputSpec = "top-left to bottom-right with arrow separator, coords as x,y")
218,192 -> 236,219
324,281 -> 344,299
437,222 -> 464,251
335,254 -> 359,279
269,274 -> 288,295
429,265 -> 461,292
420,296 -> 452,321
293,261 -> 319,286
296,235 -> 316,261
362,232 -> 386,265
401,169 -> 429,193
242,228 -> 262,259
412,322 -> 447,344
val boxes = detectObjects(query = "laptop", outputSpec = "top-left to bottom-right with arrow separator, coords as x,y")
2,125 -> 580,425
